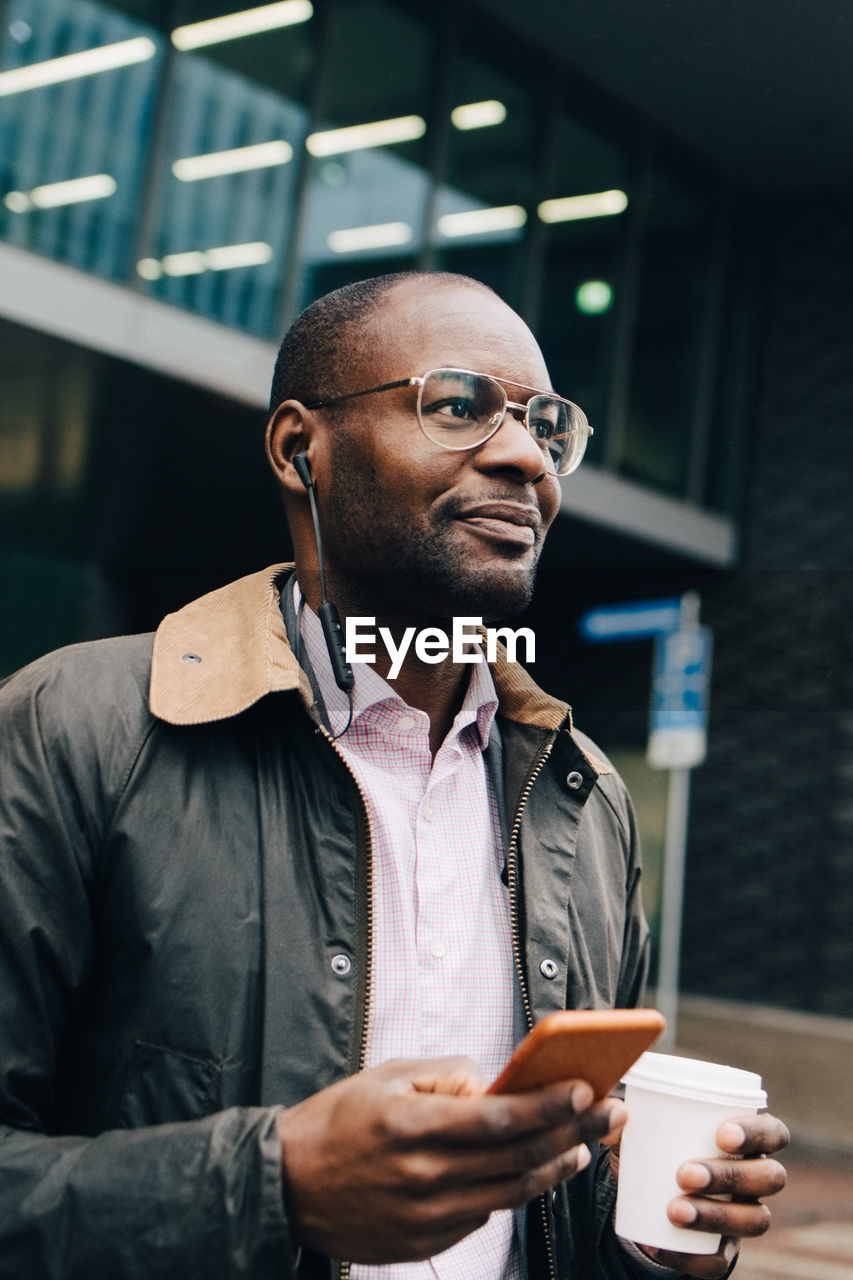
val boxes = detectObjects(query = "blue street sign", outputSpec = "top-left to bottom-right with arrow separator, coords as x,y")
578,597 -> 683,642
647,627 -> 713,769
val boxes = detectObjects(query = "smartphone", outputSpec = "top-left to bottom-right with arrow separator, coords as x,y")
488,1008 -> 666,1099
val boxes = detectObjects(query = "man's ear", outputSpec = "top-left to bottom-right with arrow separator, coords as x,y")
265,400 -> 315,497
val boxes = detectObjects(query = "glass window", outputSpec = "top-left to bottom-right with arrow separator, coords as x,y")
0,0 -> 162,283
168,0 -> 315,100
295,0 -> 431,309
620,169 -> 715,495
136,0 -> 316,336
608,747 -> 668,979
0,316 -> 98,566
536,114 -> 629,460
703,237 -> 750,515
429,20 -> 538,308
137,56 -> 307,336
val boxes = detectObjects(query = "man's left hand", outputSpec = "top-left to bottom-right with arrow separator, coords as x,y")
639,1111 -> 789,1278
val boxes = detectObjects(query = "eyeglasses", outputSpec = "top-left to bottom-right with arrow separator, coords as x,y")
303,367 -> 593,476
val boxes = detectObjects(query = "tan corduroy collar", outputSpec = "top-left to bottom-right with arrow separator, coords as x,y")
150,565 -> 609,774
150,565 -> 305,726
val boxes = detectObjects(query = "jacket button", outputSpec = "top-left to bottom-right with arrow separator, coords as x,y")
181,652 -> 202,664
566,770 -> 584,789
540,959 -> 559,979
331,953 -> 352,976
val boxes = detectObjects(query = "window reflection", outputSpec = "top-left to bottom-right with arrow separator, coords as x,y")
0,318 -> 96,546
704,248 -> 746,514
0,0 -> 744,517
135,0 -> 315,336
623,169 -> 715,495
536,115 -> 628,459
429,25 -> 535,307
296,0 -> 430,307
138,49 -> 306,335
0,0 -> 161,282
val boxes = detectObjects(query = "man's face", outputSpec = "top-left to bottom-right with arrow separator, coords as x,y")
313,281 -> 563,623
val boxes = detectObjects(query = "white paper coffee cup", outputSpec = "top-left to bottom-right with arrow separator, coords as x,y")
614,1051 -> 767,1255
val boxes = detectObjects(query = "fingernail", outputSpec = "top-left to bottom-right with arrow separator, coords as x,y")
720,1121 -> 746,1150
607,1101 -> 628,1130
571,1082 -> 594,1111
576,1142 -> 591,1170
680,1161 -> 711,1189
670,1199 -> 698,1225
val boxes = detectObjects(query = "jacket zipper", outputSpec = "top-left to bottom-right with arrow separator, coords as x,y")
319,724 -> 560,1280
506,732 -> 559,1280
316,726 -> 374,1280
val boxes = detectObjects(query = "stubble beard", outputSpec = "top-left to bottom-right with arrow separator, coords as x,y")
325,453 -> 541,624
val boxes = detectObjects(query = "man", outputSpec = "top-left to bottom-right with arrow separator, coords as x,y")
0,272 -> 786,1279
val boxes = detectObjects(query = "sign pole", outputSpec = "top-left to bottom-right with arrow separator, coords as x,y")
656,765 -> 691,1050
645,594 -> 711,1050
578,591 -> 713,1052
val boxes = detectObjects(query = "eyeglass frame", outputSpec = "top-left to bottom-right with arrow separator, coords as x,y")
301,367 -> 593,475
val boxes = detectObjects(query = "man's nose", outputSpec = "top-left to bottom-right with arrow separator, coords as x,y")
476,408 -> 552,482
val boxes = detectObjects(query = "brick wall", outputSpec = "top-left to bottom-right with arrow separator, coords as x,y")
681,197 -> 853,1015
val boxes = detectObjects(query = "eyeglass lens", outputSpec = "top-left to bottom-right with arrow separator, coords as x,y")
416,369 -> 587,475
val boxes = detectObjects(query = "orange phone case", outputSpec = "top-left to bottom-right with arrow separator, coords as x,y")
488,1009 -> 666,1099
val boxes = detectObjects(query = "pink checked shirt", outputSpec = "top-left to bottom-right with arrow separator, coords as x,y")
298,598 -> 669,1280
299,599 -> 523,1280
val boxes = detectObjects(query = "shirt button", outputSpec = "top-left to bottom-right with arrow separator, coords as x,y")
397,714 -> 416,730
566,771 -> 584,790
331,953 -> 352,976
429,937 -> 446,958
422,802 -> 434,823
540,958 -> 559,979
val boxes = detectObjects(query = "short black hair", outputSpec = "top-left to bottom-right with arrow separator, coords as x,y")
268,271 -> 498,415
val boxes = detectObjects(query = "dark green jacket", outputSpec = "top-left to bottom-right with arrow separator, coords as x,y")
0,566 -> 650,1279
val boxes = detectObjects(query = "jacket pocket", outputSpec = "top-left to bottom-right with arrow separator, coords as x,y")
106,1040 -> 223,1128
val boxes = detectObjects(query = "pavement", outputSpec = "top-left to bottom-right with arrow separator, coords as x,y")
668,995 -> 853,1280
734,1147 -> 853,1279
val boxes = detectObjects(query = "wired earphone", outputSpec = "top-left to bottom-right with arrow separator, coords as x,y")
292,452 -> 355,736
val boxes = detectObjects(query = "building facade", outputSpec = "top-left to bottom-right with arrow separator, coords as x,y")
1,0 -> 851,1021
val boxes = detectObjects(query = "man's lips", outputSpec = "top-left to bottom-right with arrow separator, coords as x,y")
454,502 -> 540,546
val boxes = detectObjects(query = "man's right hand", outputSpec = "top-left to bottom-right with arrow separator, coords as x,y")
276,1056 -> 627,1264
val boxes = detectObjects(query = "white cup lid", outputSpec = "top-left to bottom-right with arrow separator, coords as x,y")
622,1051 -> 767,1109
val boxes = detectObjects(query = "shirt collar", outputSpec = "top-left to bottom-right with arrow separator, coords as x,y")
297,584 -> 499,748
149,566 -> 616,782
